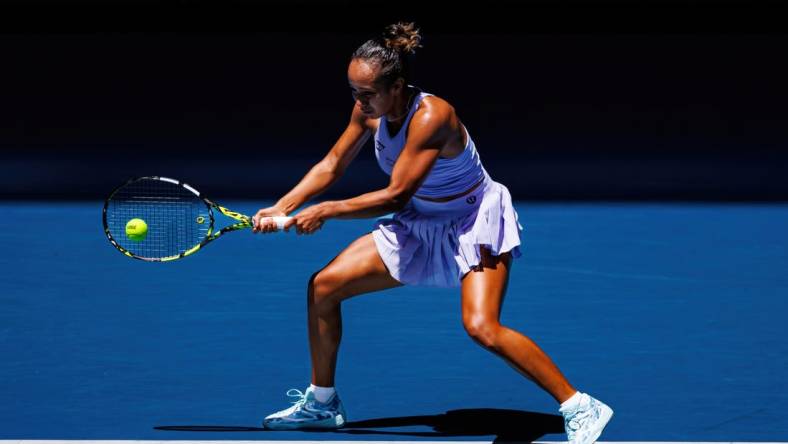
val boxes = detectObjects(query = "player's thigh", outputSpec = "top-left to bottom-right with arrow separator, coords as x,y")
460,246 -> 513,327
311,232 -> 402,303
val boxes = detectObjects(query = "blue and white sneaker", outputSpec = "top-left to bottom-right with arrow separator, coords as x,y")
262,387 -> 347,430
560,393 -> 614,444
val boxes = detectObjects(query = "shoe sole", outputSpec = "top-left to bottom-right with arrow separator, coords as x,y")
263,414 -> 345,431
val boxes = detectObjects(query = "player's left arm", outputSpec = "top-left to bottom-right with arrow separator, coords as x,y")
327,103 -> 451,219
286,102 -> 451,233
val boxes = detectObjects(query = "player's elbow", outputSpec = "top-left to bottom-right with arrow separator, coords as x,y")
386,186 -> 414,211
318,156 -> 344,178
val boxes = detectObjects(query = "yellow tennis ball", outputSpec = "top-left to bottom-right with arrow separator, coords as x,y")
125,218 -> 148,241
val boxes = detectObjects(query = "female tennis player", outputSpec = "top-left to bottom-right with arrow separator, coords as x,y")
251,22 -> 613,444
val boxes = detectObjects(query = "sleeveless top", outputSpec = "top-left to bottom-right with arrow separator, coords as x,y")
373,87 -> 489,199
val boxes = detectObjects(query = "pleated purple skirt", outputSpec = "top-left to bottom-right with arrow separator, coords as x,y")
371,176 -> 523,288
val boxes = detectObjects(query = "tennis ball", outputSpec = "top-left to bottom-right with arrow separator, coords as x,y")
125,218 -> 148,241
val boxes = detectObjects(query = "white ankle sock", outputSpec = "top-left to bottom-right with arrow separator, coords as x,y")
559,391 -> 583,412
309,384 -> 336,403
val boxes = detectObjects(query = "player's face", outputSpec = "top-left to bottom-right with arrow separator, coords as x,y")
347,59 -> 401,118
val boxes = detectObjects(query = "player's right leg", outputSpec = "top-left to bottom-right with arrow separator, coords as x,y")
263,232 -> 402,430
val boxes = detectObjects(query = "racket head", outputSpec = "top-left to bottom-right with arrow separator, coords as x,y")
102,176 -> 214,261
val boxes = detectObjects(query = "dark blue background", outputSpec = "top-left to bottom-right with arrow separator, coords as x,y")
2,0 -> 787,201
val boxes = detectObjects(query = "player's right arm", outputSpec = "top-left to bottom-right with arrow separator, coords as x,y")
253,105 -> 371,232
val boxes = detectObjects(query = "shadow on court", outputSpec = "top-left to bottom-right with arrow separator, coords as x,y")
155,408 -> 564,441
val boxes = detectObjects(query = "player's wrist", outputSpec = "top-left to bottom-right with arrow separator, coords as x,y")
273,201 -> 293,216
318,201 -> 340,219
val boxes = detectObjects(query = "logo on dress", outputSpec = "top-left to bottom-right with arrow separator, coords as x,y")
466,196 -> 477,204
375,141 -> 386,151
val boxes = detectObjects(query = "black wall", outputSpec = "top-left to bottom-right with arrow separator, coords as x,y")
2,1 -> 787,200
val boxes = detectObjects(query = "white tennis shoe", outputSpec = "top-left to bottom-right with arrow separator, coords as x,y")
262,386 -> 346,430
560,392 -> 614,444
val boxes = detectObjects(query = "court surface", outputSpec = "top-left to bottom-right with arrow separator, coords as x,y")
1,201 -> 786,441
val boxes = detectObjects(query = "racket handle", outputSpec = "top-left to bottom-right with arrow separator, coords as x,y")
260,216 -> 292,231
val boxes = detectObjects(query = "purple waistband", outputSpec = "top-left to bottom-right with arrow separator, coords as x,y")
408,175 -> 492,217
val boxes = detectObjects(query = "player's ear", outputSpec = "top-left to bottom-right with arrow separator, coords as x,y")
390,77 -> 405,94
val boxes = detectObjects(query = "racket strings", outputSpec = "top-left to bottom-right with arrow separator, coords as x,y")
106,178 -> 210,260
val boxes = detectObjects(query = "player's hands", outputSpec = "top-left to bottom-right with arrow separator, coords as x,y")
284,202 -> 331,235
252,206 -> 288,234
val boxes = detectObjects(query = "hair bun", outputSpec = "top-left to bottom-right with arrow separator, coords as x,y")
382,22 -> 422,55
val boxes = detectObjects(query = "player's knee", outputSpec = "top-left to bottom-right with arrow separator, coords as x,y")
308,269 -> 344,308
463,316 -> 502,350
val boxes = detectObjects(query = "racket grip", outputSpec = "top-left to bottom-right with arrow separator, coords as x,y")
262,216 -> 291,231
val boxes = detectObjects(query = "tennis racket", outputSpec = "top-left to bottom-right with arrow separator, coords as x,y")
102,176 -> 291,262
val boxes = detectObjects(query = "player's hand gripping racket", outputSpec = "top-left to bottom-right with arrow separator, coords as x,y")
102,176 -> 291,261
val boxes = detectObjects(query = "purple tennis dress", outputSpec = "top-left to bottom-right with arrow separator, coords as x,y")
371,88 -> 524,288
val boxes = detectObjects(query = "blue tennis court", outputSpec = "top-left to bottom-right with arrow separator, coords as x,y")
1,201 -> 786,441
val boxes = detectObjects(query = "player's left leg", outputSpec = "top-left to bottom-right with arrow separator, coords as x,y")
460,247 -> 613,444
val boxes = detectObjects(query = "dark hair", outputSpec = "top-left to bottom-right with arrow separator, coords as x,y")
352,22 -> 423,88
